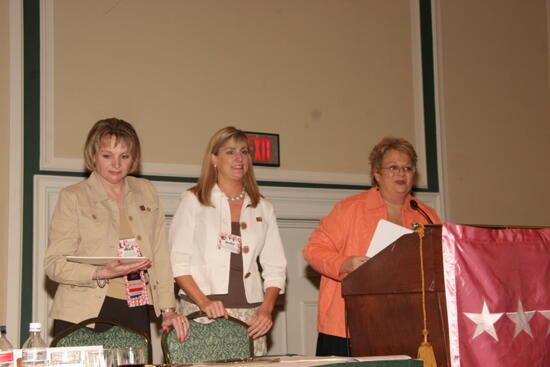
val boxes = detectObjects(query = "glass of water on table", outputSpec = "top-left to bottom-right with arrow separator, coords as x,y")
115,347 -> 146,367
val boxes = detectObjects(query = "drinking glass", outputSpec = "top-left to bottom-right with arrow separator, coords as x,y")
101,349 -> 117,367
83,349 -> 106,367
115,347 -> 146,367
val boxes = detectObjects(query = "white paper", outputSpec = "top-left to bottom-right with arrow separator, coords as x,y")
66,256 -> 148,265
353,355 -> 411,361
47,346 -> 104,367
366,219 -> 413,257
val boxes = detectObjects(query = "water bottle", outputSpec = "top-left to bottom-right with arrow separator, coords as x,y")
0,325 -> 14,367
21,323 -> 47,367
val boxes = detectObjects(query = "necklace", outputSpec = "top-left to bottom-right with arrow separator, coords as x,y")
226,189 -> 245,201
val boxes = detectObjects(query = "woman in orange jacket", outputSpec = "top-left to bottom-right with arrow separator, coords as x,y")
303,137 -> 440,356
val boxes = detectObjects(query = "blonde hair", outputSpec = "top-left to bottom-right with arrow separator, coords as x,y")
190,126 -> 261,207
83,118 -> 141,173
369,137 -> 417,186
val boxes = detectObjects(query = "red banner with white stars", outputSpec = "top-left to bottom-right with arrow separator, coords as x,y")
442,223 -> 550,367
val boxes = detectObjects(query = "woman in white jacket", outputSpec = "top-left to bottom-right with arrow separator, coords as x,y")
169,126 -> 287,355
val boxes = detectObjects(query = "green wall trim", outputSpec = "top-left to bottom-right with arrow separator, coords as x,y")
420,0 -> 439,192
22,0 -> 40,345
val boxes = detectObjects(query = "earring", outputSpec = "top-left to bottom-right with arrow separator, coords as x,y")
214,164 -> 217,169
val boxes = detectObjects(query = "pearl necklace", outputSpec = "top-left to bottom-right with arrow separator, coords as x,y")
226,189 -> 245,201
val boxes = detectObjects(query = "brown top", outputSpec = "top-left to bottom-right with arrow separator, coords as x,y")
183,222 -> 262,308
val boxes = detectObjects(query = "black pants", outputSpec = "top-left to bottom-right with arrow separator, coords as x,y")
315,332 -> 351,357
53,296 -> 151,337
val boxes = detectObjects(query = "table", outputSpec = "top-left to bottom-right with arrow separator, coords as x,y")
187,355 -> 422,367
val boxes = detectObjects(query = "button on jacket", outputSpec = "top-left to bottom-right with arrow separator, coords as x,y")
169,185 -> 287,303
44,172 -> 176,324
303,187 -> 441,338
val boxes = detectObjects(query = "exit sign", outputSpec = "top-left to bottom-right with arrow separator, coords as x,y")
245,131 -> 280,167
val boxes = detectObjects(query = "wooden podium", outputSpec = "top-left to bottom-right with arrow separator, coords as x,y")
342,225 -> 450,367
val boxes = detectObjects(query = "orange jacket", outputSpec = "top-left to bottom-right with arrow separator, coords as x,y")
303,188 -> 440,338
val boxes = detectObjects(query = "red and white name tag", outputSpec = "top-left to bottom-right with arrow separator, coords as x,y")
119,237 -> 141,257
217,233 -> 242,254
118,238 -> 150,307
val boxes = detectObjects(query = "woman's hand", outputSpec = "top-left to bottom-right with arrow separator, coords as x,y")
175,276 -> 228,319
339,256 -> 369,274
246,306 -> 273,339
96,259 -> 152,280
162,311 -> 189,342
198,299 -> 228,319
246,287 -> 279,339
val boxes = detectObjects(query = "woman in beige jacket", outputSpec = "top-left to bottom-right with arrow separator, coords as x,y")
45,118 -> 188,341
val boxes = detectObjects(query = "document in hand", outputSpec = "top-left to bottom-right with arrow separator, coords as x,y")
66,256 -> 148,265
366,219 -> 413,257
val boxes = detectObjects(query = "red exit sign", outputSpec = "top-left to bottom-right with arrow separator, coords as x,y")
245,132 -> 280,167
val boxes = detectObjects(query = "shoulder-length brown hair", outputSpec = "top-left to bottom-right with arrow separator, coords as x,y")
190,126 -> 261,207
83,118 -> 141,173
369,137 -> 418,187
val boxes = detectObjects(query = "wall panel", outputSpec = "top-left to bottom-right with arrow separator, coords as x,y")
41,0 -> 432,187
33,175 -> 441,360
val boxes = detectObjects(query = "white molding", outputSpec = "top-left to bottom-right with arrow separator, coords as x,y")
33,176 -> 63,334
277,219 -> 320,230
38,1 -> 431,189
7,0 -> 23,346
32,175 -> 363,343
269,309 -> 288,355
300,301 -> 319,355
145,180 -> 193,216
32,175 -> 442,342
155,183 -> 441,222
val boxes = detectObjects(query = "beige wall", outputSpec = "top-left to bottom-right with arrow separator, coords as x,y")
49,0 -> 420,178
0,0 -> 10,325
437,0 -> 550,225
46,0 -> 550,226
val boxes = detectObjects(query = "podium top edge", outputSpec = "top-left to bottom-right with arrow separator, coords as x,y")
419,223 -> 549,230
458,223 -> 549,229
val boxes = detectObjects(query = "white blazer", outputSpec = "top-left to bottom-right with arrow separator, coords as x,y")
169,186 -> 287,303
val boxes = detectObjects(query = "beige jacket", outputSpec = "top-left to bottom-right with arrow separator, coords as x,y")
44,172 -> 176,324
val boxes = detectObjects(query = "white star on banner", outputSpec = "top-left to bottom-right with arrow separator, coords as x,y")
464,300 -> 504,341
538,310 -> 550,335
506,300 -> 535,338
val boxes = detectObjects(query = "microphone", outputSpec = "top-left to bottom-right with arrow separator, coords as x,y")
410,199 -> 434,224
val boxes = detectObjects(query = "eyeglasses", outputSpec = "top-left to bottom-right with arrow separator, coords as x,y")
381,165 -> 416,174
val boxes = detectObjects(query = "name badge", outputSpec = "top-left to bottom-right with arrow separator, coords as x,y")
217,233 -> 242,254
118,238 -> 150,307
119,238 -> 141,257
